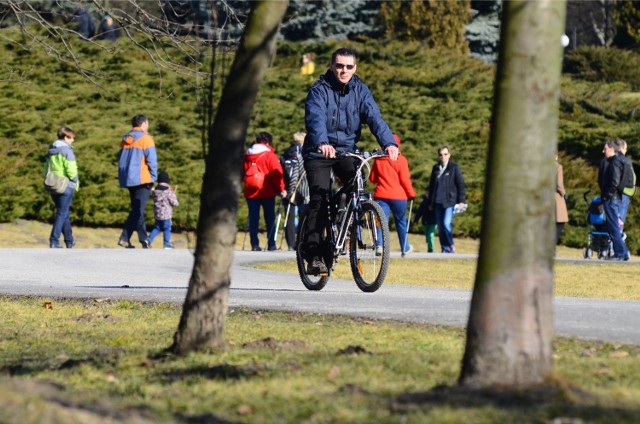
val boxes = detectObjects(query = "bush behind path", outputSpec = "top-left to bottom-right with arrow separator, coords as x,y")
1,35 -> 640,252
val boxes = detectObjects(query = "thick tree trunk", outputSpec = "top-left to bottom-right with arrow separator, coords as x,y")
459,0 -> 567,387
170,1 -> 289,354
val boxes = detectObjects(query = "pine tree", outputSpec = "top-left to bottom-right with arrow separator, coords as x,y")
614,0 -> 640,48
465,0 -> 502,63
280,0 -> 381,42
380,0 -> 470,54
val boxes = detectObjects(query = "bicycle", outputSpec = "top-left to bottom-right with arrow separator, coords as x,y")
296,150 -> 391,293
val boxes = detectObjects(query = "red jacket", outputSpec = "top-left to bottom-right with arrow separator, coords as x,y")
369,154 -> 416,200
243,143 -> 285,199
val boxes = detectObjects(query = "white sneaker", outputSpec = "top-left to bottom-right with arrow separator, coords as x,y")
401,244 -> 413,257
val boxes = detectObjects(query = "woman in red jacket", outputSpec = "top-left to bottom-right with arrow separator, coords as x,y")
243,132 -> 286,251
369,134 -> 416,256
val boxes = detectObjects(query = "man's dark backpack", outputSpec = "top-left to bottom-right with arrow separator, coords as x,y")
620,157 -> 636,196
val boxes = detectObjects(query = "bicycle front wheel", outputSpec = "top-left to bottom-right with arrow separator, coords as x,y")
349,200 -> 390,292
296,214 -> 329,291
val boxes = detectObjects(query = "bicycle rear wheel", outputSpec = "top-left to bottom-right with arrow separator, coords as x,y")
349,200 -> 390,292
296,214 -> 329,291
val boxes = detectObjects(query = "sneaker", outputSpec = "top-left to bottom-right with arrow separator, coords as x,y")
163,243 -> 174,250
118,239 -> 135,249
267,245 -> 277,251
375,245 -> 383,257
306,257 -> 328,275
65,241 -> 76,248
141,240 -> 151,249
427,248 -> 433,253
251,246 -> 262,252
50,243 -> 63,249
401,244 -> 413,257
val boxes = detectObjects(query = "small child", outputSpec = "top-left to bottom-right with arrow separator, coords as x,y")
148,171 -> 179,249
413,193 -> 437,253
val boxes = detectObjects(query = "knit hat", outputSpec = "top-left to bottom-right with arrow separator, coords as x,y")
158,171 -> 170,184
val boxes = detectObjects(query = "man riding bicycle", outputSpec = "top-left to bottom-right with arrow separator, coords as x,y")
302,47 -> 399,275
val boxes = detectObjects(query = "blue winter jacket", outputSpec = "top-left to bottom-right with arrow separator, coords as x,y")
303,70 -> 396,159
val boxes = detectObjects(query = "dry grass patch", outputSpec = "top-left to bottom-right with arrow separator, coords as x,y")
256,258 -> 640,300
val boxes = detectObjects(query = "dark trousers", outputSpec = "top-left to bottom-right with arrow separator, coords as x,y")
120,184 -> 151,244
283,200 -> 308,250
247,197 -> 276,249
302,157 -> 357,260
50,186 -> 75,247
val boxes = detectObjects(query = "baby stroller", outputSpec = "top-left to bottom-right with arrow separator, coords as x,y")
583,191 -> 613,259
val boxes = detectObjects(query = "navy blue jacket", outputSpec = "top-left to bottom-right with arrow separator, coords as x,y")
427,161 -> 466,209
303,70 -> 396,159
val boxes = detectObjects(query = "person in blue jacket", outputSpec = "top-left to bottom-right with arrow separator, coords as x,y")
117,114 -> 158,248
301,47 -> 399,275
73,2 -> 94,40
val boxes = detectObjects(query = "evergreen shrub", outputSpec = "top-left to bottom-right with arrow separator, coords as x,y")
563,46 -> 640,90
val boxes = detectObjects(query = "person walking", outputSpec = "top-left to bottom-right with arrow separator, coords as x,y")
147,171 -> 179,249
73,2 -> 94,40
555,155 -> 569,245
96,14 -> 121,41
427,145 -> 466,253
45,126 -> 79,248
615,138 -> 636,239
243,132 -> 286,252
413,192 -> 437,253
280,131 -> 309,250
301,47 -> 399,275
117,114 -> 158,249
369,134 -> 416,256
598,140 -> 629,261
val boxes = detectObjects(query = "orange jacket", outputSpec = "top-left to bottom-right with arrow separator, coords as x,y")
369,154 -> 416,200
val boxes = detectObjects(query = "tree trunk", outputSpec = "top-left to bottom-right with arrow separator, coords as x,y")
170,1 -> 289,354
459,0 -> 567,387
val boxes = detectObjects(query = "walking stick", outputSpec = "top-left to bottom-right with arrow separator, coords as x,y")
272,198 -> 283,248
402,199 -> 414,255
242,220 -> 248,250
279,198 -> 293,250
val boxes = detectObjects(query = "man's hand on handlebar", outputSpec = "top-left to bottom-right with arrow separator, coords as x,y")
319,144 -> 336,159
385,145 -> 399,161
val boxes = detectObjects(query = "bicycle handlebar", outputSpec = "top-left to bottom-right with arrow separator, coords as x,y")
333,149 -> 389,160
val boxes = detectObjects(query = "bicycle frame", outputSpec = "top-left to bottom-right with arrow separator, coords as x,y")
329,151 -> 386,262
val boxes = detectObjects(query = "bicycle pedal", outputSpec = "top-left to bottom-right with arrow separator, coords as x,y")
319,272 -> 328,277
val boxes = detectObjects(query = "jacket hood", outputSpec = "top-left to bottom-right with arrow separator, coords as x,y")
246,143 -> 273,156
48,139 -> 72,155
122,127 -> 147,145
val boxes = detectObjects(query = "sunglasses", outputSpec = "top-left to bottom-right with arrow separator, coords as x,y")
334,63 -> 355,70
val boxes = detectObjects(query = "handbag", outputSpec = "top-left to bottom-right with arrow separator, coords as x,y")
44,160 -> 69,194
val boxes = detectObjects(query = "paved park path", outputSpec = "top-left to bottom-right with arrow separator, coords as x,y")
1,248 -> 638,346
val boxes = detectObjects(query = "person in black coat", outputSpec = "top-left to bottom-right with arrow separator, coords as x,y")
427,145 -> 466,253
97,14 -> 121,41
598,140 -> 629,260
73,2 -> 94,40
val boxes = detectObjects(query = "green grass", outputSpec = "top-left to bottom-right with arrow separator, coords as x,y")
1,296 -> 639,424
